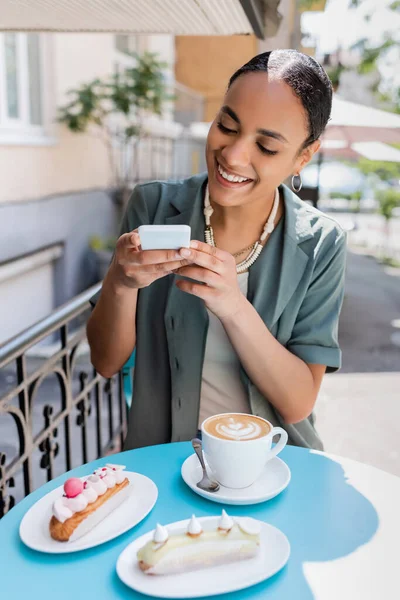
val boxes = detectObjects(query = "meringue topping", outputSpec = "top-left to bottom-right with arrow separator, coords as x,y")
218,509 -> 234,532
153,523 -> 169,544
187,515 -> 203,537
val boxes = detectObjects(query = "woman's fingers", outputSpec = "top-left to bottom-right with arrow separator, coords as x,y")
117,231 -> 140,250
173,266 -> 221,287
125,258 -> 191,275
121,247 -> 184,266
190,240 -> 227,259
179,244 -> 225,274
175,279 -> 216,300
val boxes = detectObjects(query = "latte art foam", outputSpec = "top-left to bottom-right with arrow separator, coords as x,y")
204,414 -> 271,441
217,421 -> 262,440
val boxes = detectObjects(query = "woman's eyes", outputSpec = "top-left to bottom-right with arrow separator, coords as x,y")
217,121 -> 236,134
217,121 -> 278,156
256,143 -> 278,156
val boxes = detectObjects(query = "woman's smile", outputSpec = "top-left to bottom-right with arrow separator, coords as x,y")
214,158 -> 255,190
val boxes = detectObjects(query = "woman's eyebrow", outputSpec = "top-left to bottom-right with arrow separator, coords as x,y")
221,105 -> 288,144
221,105 -> 240,123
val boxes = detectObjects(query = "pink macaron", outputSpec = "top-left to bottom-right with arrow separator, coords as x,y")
64,478 -> 84,498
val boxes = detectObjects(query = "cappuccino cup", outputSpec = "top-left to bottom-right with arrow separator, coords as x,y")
201,413 -> 288,489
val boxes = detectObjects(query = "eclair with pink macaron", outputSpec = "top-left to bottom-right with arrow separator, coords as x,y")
49,464 -> 130,542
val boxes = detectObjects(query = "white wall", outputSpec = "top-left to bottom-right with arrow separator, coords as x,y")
0,33 -> 175,205
0,246 -> 62,343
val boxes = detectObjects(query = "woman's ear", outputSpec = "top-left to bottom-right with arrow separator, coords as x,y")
295,140 -> 321,174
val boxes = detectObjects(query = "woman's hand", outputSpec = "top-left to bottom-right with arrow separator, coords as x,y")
108,230 -> 190,292
174,240 -> 247,320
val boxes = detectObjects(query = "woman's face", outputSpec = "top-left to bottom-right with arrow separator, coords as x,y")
206,72 -> 320,208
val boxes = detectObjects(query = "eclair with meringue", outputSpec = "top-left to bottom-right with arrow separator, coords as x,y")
137,511 -> 260,575
49,464 -> 130,542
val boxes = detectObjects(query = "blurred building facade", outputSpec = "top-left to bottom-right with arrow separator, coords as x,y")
0,32 -> 179,342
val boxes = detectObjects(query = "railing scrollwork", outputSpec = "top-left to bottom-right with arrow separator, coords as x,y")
0,283 -> 128,519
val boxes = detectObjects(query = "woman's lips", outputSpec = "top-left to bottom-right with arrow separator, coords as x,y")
214,159 -> 253,189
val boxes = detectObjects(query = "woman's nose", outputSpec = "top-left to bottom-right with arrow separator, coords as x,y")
221,139 -> 250,169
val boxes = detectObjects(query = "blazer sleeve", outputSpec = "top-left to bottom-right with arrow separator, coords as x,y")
89,184 -> 151,307
287,229 -> 347,373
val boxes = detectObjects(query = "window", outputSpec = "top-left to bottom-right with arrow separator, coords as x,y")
114,34 -> 138,74
115,34 -> 132,56
0,33 -> 48,143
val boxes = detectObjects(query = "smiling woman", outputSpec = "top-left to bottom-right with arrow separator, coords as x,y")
87,49 -> 347,451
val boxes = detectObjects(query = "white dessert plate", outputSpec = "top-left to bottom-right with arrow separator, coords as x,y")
19,471 -> 158,553
181,453 -> 291,505
116,515 -> 290,598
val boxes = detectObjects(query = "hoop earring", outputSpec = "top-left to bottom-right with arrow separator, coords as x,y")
292,173 -> 302,193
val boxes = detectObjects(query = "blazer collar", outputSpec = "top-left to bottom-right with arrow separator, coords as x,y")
281,183 -> 314,245
164,173 -> 206,246
248,184 -> 314,329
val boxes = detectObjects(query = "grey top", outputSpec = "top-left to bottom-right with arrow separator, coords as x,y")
93,172 -> 347,451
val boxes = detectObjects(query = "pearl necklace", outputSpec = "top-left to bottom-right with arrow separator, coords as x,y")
204,185 -> 280,274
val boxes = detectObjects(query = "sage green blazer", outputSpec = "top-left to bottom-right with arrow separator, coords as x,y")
99,173 -> 347,451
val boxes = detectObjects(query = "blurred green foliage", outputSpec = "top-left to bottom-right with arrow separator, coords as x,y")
376,189 -> 400,221
356,158 -> 400,182
58,52 -> 169,137
356,39 -> 395,75
58,52 -> 172,190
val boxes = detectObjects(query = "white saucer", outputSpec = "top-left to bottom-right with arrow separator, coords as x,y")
116,516 -> 290,598
181,453 -> 291,505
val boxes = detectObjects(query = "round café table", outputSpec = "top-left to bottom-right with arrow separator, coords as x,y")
0,443 -> 398,599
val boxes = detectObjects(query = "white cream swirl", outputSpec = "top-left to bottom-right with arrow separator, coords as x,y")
52,465 -> 127,522
94,465 -> 126,485
216,417 -> 262,441
106,464 -> 126,484
82,485 -> 97,503
52,498 -> 73,523
65,494 -> 88,512
187,515 -> 202,536
87,474 -> 108,496
103,473 -> 118,488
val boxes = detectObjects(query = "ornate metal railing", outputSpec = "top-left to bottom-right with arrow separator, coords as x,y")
0,283 -> 128,519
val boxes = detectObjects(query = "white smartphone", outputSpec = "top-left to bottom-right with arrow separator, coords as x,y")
138,225 -> 191,250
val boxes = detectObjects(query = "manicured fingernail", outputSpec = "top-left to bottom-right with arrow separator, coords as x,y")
180,248 -> 191,257
190,241 -> 198,249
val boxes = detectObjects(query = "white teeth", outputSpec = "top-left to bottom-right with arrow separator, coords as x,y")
218,163 -> 249,183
